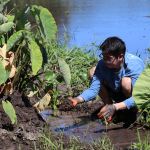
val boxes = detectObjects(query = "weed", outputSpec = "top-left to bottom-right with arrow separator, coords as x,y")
37,126 -> 114,150
130,130 -> 150,150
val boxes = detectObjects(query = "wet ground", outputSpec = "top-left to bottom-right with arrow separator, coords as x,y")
0,91 -> 44,150
0,92 -> 149,149
39,100 -> 149,149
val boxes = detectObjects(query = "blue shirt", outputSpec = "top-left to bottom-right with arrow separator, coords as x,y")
79,53 -> 145,109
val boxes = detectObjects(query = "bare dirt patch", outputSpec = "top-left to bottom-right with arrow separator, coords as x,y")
0,91 -> 44,150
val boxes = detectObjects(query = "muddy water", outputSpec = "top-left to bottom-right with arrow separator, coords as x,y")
39,109 -> 147,149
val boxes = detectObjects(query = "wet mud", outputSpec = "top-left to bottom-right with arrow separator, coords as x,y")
40,99 -> 150,149
0,91 -> 44,150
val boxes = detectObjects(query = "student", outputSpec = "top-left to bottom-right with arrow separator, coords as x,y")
69,36 -> 145,126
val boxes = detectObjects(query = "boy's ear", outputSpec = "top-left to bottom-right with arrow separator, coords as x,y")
118,53 -> 124,60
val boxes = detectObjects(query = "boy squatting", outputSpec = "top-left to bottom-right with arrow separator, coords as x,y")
69,36 -> 145,126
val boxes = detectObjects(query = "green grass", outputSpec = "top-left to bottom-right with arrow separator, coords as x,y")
45,43 -> 98,90
130,131 -> 150,150
37,127 -> 114,150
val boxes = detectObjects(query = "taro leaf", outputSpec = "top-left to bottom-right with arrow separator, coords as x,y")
0,60 -> 9,85
2,100 -> 17,124
0,13 -> 8,24
6,15 -> 15,22
0,35 -> 5,45
45,71 -> 56,81
0,22 -> 14,35
28,39 -> 43,75
31,5 -> 57,42
58,57 -> 71,87
133,67 -> 150,108
7,30 -> 24,51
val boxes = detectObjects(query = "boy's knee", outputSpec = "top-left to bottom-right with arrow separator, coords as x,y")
88,66 -> 96,79
121,77 -> 132,97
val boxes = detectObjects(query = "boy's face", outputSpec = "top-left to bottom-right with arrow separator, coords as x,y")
102,52 -> 124,69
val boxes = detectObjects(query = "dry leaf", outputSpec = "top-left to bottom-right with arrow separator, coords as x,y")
0,44 -> 16,78
9,65 -> 16,78
7,51 -> 14,66
0,44 -> 7,59
0,44 -> 16,95
0,82 -> 13,95
27,91 -> 38,98
4,82 -> 13,94
33,93 -> 51,112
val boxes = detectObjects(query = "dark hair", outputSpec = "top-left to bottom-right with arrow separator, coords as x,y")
100,36 -> 126,57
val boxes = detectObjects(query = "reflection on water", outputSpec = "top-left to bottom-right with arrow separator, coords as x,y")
8,0 -> 150,59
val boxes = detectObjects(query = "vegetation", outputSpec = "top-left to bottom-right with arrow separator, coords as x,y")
38,127 -> 114,150
0,0 -> 150,149
130,131 -> 150,150
0,0 -> 97,123
0,0 -> 57,123
133,65 -> 150,128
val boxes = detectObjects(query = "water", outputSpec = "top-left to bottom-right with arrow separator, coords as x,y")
39,109 -> 149,149
9,0 -> 150,60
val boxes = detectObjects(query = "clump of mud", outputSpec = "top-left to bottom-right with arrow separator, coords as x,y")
0,91 -> 44,149
58,98 -> 104,115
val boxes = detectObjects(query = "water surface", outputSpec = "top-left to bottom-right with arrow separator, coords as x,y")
9,0 -> 150,60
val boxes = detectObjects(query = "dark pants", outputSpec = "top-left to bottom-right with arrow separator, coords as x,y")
103,85 -> 138,127
113,107 -> 138,127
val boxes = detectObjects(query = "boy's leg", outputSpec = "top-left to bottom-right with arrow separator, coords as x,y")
99,86 -> 113,104
114,108 -> 138,127
88,66 -> 113,104
114,77 -> 138,126
88,66 -> 96,79
121,77 -> 132,98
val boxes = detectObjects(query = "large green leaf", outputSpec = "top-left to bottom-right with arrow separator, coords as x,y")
0,60 -> 9,85
133,67 -> 150,108
2,100 -> 17,124
45,71 -> 56,81
0,22 -> 14,35
58,57 -> 71,87
6,15 -> 15,22
7,30 -> 24,51
31,5 -> 57,42
28,39 -> 43,75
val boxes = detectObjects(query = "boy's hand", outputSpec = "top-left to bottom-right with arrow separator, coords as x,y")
97,104 -> 116,121
68,97 -> 83,107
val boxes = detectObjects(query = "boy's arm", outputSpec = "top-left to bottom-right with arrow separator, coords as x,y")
78,75 -> 101,101
69,75 -> 101,106
114,98 -> 134,110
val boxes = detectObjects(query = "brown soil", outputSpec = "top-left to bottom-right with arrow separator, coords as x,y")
0,91 -> 103,150
0,91 -> 44,150
50,99 -> 150,149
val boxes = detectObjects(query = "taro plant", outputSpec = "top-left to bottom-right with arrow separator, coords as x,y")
1,1 -> 97,114
133,65 -> 150,127
2,100 -> 17,124
0,1 -> 57,123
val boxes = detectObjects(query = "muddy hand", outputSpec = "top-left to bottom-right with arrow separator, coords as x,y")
68,97 -> 79,107
97,104 -> 116,122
